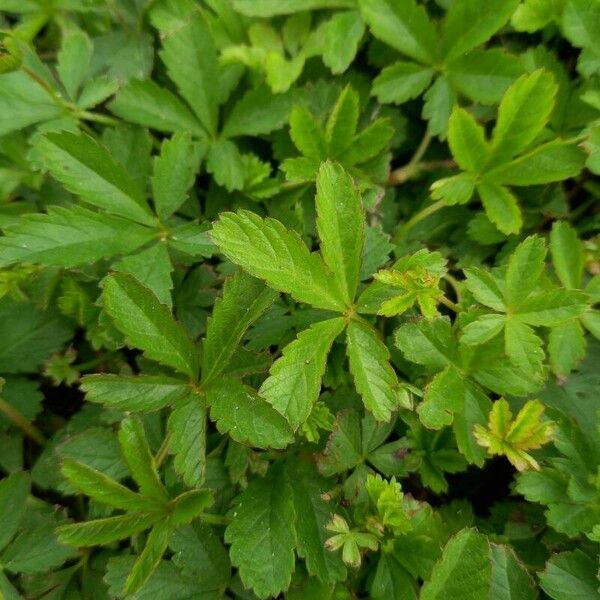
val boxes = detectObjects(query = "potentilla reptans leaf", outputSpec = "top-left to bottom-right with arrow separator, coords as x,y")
102,272 -> 200,379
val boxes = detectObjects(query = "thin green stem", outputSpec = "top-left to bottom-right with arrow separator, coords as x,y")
0,398 -> 46,445
76,110 -> 120,126
155,433 -> 171,467
438,295 -> 460,313
443,273 -> 462,303
199,513 -> 231,526
394,199 -> 447,243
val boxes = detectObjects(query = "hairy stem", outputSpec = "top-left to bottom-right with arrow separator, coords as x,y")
0,398 -> 46,445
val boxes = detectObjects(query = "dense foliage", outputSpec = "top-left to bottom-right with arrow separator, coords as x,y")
0,0 -> 599,598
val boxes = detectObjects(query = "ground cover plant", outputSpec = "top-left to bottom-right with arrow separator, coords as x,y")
0,0 -> 599,597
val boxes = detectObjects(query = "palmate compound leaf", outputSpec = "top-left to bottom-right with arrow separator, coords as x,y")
259,317 -> 346,430
474,398 -> 556,470
210,210 -> 346,311
0,205 -> 156,268
102,272 -> 200,380
225,464 -> 296,599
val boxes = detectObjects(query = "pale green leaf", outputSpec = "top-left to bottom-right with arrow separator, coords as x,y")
504,319 -> 544,375
489,544 -> 537,600
515,290 -> 589,326
206,139 -> 245,191
289,105 -> 328,160
539,550 -> 599,600
0,472 -> 29,551
322,11 -> 365,74
325,85 -> 359,157
548,319 -> 586,376
57,29 -> 92,99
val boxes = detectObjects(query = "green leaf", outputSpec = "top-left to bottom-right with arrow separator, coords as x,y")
504,319 -> 544,375
259,317 -> 345,430
225,465 -> 296,599
206,378 -> 294,449
233,0 -> 354,16
167,395 -> 207,488
420,529 -> 491,600
109,79 -> 205,136
1,523 -> 76,575
441,0 -> 519,63
490,70 -> 557,164
515,290 -> 589,326
505,235 -> 547,307
322,11 -> 365,74
152,132 -> 203,221
512,0 -> 565,32
562,0 -> 600,58
289,105 -> 328,160
0,205 -> 155,268
61,460 -> 160,511
57,513 -> 158,546
125,522 -> 172,595
461,314 -> 505,346
394,316 -> 457,369
372,61 -> 434,104
118,417 -> 168,502
447,49 -> 523,105
418,366 -> 468,429
465,269 -> 506,311
202,271 -> 277,385
57,29 -> 92,99
550,220 -> 584,288
548,319 -> 586,376
474,398 -> 555,470
338,118 -> 394,166
358,0 -> 437,65
0,472 -> 29,550
346,320 -> 405,421
36,132 -> 155,227
315,161 -> 365,303
448,107 -> 490,173
422,75 -> 454,138
317,410 -> 363,476
114,243 -> 174,308
81,375 -> 191,412
102,272 -> 200,379
485,140 -> 586,185
539,550 -> 599,600
206,139 -> 245,191
325,86 -> 359,157
288,459 -> 347,583
211,210 -> 345,311
221,85 -> 292,138
489,544 -> 537,600
0,72 -> 62,135
151,0 -> 219,135
477,182 -> 522,235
